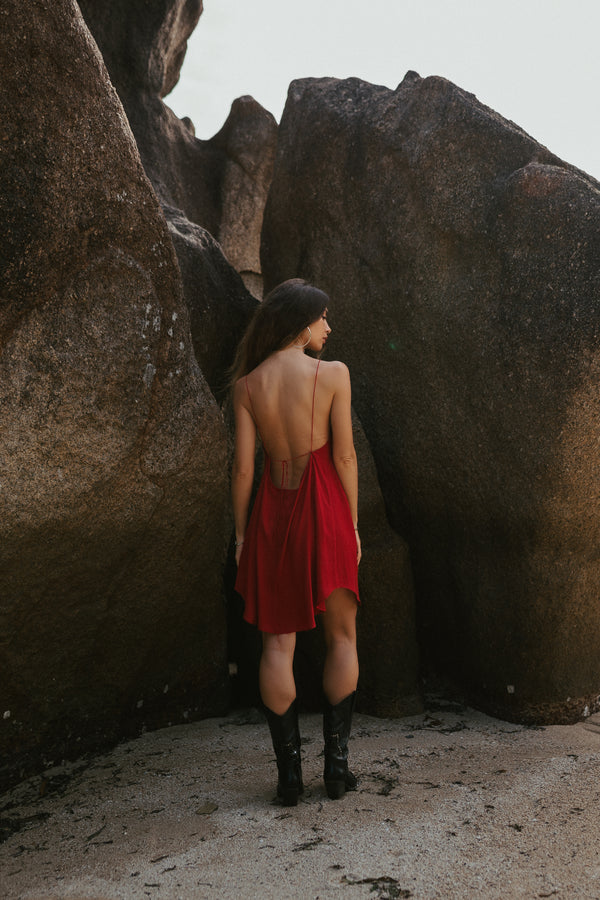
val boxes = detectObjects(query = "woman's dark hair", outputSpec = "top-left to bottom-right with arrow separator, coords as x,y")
229,278 -> 329,384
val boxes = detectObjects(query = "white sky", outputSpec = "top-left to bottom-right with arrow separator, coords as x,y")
168,0 -> 599,181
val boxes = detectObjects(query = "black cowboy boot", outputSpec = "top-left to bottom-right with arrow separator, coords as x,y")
323,691 -> 358,800
263,700 -> 304,806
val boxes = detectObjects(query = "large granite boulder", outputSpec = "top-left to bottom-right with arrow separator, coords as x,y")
0,0 -> 229,788
212,96 -> 279,297
78,0 -> 277,297
261,72 -> 600,723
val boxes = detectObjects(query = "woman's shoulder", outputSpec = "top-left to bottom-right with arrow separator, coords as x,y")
238,355 -> 271,386
233,373 -> 253,406
318,358 -> 350,385
234,373 -> 250,390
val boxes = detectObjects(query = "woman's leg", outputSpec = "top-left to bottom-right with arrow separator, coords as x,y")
322,588 -> 358,704
322,588 -> 359,799
259,631 -> 296,714
259,631 -> 302,806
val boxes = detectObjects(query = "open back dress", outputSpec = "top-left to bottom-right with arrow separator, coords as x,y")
235,361 -> 360,634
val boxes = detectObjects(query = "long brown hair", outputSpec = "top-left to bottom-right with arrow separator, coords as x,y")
229,278 -> 329,384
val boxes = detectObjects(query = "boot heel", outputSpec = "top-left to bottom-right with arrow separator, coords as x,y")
281,786 -> 300,806
325,779 -> 346,800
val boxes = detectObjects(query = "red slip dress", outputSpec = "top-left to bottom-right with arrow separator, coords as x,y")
235,360 -> 360,634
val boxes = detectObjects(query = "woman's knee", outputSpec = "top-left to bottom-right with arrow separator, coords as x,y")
261,631 -> 296,662
323,617 -> 357,650
324,628 -> 357,654
323,589 -> 357,642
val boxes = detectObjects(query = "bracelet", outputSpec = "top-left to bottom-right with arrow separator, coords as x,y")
235,539 -> 244,547
354,526 -> 359,532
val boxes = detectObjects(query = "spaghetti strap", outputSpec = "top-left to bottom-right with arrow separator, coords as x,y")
310,360 -> 320,452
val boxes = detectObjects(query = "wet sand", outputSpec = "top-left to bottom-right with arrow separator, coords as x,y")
2,699 -> 600,899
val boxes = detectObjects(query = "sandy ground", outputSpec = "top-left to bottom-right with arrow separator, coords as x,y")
1,697 -> 600,900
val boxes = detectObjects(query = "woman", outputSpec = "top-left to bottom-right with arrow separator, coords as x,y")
231,278 -> 361,806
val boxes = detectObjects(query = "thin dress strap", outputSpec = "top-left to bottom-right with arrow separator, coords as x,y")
310,360 -> 320,452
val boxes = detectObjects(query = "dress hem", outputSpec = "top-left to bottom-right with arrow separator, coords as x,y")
241,584 -> 360,635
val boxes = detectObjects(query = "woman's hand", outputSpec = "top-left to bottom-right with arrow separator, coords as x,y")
355,529 -> 361,565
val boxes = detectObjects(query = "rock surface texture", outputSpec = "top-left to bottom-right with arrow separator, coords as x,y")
212,96 -> 279,297
262,73 -> 600,723
165,207 -> 256,401
0,0 -> 229,789
78,0 -> 277,298
352,414 -> 421,716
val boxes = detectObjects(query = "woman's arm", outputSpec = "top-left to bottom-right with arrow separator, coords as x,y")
330,362 -> 361,564
231,378 -> 257,564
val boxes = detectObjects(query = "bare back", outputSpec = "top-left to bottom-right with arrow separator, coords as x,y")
244,351 -> 337,489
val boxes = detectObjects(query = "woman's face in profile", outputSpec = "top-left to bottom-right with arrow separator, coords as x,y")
306,309 -> 332,352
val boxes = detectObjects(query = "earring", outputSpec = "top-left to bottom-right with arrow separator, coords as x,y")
295,326 -> 311,349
